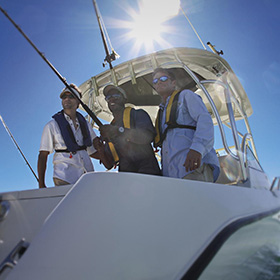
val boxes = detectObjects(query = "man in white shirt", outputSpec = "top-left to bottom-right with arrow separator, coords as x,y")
153,68 -> 220,182
37,84 -> 100,188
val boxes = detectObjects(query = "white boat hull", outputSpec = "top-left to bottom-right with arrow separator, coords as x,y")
1,172 -> 280,279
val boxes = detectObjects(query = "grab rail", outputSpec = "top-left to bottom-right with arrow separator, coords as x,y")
173,53 -> 248,181
199,79 -> 238,160
241,133 -> 253,166
0,239 -> 29,276
270,177 -> 280,191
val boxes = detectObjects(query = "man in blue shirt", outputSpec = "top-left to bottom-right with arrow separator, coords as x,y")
153,68 -> 220,182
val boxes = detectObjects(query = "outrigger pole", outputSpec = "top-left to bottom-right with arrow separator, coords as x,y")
0,6 -> 103,127
0,115 -> 39,183
92,0 -> 119,70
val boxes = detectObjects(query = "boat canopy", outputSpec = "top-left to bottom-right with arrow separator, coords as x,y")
79,47 -> 252,125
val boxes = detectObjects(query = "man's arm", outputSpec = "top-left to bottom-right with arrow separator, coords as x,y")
37,151 -> 49,188
91,137 -> 114,170
185,90 -> 215,156
182,90 -> 214,172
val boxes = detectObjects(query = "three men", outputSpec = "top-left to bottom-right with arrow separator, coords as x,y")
39,70 -> 219,186
153,68 -> 220,182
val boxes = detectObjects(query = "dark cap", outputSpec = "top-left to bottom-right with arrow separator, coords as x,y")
103,85 -> 127,100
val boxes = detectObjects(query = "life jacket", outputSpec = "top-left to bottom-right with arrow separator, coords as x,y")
52,110 -> 92,153
154,90 -> 196,148
108,107 -> 133,164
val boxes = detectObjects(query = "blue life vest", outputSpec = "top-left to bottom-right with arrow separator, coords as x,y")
52,110 -> 92,152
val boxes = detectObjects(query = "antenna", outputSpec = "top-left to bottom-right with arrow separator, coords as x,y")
180,6 -> 207,50
180,6 -> 224,55
0,115 -> 39,182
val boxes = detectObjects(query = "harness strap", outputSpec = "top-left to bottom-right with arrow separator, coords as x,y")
123,107 -> 132,128
154,109 -> 162,147
160,124 -> 196,146
108,142 -> 119,163
108,107 -> 133,164
55,145 -> 87,153
166,90 -> 180,124
154,90 -> 196,148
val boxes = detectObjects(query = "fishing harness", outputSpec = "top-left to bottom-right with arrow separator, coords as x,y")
154,90 -> 196,148
108,107 -> 134,164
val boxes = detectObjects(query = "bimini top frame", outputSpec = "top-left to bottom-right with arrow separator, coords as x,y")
79,47 -> 256,182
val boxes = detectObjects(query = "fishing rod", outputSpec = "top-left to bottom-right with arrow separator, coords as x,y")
0,115 -> 39,183
0,6 -> 103,127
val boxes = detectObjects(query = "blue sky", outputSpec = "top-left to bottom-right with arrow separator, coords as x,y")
0,0 -> 279,192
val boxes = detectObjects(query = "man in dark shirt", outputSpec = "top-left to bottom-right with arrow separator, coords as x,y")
95,85 -> 161,175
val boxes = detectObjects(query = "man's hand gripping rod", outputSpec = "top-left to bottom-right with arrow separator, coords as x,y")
0,6 -> 103,127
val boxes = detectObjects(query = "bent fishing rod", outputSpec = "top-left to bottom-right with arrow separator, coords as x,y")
0,6 -> 103,127
0,115 -> 39,183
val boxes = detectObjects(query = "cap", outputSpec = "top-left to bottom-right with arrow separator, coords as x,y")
60,85 -> 82,99
103,85 -> 127,100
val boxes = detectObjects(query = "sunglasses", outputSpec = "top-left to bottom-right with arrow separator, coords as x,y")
105,93 -> 122,101
152,76 -> 169,85
61,94 -> 75,99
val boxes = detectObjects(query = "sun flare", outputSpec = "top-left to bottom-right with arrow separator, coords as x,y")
129,14 -> 165,48
129,0 -> 180,49
110,0 -> 181,55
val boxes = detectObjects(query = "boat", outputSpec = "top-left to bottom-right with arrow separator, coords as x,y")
1,1 -> 280,279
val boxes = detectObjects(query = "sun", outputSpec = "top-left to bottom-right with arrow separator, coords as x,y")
129,0 -> 180,50
108,0 -> 181,55
128,13 -> 165,49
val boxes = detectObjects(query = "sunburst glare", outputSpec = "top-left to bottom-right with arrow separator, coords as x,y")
107,0 -> 181,56
130,0 -> 180,49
